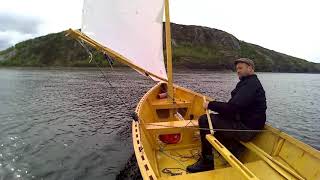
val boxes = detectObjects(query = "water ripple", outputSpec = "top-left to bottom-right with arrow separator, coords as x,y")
0,68 -> 319,180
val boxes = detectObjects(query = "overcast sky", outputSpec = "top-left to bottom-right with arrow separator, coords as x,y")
0,0 -> 319,62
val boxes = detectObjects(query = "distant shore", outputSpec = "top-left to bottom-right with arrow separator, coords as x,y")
1,66 -> 320,74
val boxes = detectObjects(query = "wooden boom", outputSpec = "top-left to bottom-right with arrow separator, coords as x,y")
66,29 -> 168,82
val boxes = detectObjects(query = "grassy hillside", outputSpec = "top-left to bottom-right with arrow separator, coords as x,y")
0,23 -> 319,72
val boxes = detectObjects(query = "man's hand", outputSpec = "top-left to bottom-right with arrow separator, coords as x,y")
203,101 -> 209,109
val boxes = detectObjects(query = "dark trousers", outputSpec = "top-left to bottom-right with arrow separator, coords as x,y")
198,113 -> 257,157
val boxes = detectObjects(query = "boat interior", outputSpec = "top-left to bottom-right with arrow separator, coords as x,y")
132,82 -> 320,180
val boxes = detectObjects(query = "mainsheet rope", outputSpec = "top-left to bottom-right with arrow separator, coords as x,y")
76,39 -> 272,176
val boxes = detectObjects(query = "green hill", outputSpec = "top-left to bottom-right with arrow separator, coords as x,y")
0,23 -> 319,72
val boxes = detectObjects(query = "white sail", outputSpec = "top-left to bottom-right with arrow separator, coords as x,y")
82,0 -> 168,81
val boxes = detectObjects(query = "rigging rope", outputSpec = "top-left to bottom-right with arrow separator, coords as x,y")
76,38 -> 270,133
77,39 -> 129,109
76,39 -> 272,176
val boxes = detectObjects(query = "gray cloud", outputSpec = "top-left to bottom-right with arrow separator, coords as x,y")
0,13 -> 42,34
0,33 -> 12,50
0,38 -> 11,50
0,13 -> 42,51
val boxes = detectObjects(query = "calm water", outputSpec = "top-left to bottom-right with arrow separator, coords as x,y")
0,68 -> 319,180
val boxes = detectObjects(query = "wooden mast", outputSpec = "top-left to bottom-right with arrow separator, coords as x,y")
164,0 -> 174,102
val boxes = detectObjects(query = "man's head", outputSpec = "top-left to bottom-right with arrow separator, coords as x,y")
234,58 -> 255,79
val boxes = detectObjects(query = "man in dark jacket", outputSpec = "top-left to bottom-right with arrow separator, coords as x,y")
187,58 -> 267,173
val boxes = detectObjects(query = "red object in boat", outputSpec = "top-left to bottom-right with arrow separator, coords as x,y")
159,134 -> 181,144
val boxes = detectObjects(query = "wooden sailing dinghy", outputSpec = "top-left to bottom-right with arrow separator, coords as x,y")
67,0 -> 320,179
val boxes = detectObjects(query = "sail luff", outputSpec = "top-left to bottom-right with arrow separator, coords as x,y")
66,29 -> 168,82
164,0 -> 174,101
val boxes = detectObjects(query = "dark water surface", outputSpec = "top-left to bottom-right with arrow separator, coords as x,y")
0,68 -> 319,180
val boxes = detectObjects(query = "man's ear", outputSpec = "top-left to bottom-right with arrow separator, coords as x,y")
248,65 -> 254,73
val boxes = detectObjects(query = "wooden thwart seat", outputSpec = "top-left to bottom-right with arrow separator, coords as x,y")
151,99 -> 191,109
145,120 -> 198,130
